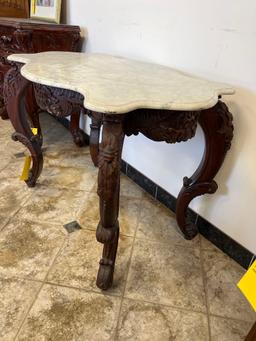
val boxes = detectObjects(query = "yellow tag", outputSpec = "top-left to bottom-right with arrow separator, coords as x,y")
32,128 -> 38,135
20,156 -> 31,181
32,0 -> 36,14
238,260 -> 256,311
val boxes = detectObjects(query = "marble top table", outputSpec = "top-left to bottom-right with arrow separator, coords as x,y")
5,51 -> 234,290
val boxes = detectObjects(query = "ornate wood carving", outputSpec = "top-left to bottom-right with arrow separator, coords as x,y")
124,108 -> 200,143
176,101 -> 234,239
96,114 -> 125,290
34,84 -> 84,118
34,83 -> 87,147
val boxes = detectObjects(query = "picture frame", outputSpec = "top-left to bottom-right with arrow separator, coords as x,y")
0,0 -> 30,18
30,0 -> 62,24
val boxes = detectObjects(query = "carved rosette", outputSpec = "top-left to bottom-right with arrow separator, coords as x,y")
123,108 -> 200,143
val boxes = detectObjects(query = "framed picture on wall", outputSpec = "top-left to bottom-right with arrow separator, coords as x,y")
30,0 -> 62,23
0,0 -> 30,18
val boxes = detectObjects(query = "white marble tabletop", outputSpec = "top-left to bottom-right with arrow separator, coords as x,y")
8,51 -> 234,114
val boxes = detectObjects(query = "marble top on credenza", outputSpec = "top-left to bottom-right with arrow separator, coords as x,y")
8,51 -> 235,114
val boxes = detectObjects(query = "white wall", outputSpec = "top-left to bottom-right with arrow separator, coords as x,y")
63,0 -> 256,254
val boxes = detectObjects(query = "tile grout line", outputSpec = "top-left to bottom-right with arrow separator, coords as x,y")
13,281 -> 45,341
16,275 -> 122,300
0,190 -> 34,233
113,196 -> 144,340
15,275 -> 216,319
120,295 -> 209,316
199,236 -> 212,341
13,237 -> 68,340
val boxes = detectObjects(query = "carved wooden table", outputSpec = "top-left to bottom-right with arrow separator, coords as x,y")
6,52 -> 234,290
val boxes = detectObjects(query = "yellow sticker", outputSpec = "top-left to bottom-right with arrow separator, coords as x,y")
32,128 -> 38,135
238,260 -> 256,311
32,0 -> 36,14
20,156 -> 31,181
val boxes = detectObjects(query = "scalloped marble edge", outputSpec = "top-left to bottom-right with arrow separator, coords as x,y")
8,52 -> 235,114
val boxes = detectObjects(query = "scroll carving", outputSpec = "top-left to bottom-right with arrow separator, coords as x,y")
176,101 -> 234,240
34,83 -> 84,118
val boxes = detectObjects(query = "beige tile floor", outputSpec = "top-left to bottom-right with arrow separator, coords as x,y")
0,113 -> 255,341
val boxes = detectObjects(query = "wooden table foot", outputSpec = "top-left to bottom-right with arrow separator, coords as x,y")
176,101 -> 234,239
96,114 -> 125,290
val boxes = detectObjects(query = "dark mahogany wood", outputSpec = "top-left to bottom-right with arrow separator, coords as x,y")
0,1 -> 29,19
8,63 -> 234,289
4,63 -> 43,187
96,114 -> 125,289
246,322 -> 256,341
0,18 -> 82,143
88,111 -> 103,167
33,83 -> 87,147
176,101 -> 234,239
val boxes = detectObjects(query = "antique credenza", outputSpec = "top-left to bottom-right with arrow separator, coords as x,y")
0,18 -> 87,145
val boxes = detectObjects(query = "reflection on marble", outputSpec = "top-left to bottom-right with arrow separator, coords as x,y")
47,229 -> 133,295
0,278 -> 41,340
17,284 -> 121,341
0,218 -> 65,280
125,239 -> 206,312
203,247 -> 255,321
9,52 -> 234,114
117,299 -> 209,341
137,195 -> 200,247
17,186 -> 89,225
210,316 -> 252,341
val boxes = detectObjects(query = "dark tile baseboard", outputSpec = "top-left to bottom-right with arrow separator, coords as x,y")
55,114 -> 255,270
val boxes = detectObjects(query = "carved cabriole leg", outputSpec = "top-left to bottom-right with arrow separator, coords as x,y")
88,111 -> 103,167
96,114 -> 125,290
4,65 -> 43,187
25,84 -> 43,146
176,101 -> 234,239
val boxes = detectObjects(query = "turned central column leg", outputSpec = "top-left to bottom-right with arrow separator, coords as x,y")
96,114 -> 125,290
176,101 -> 234,239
